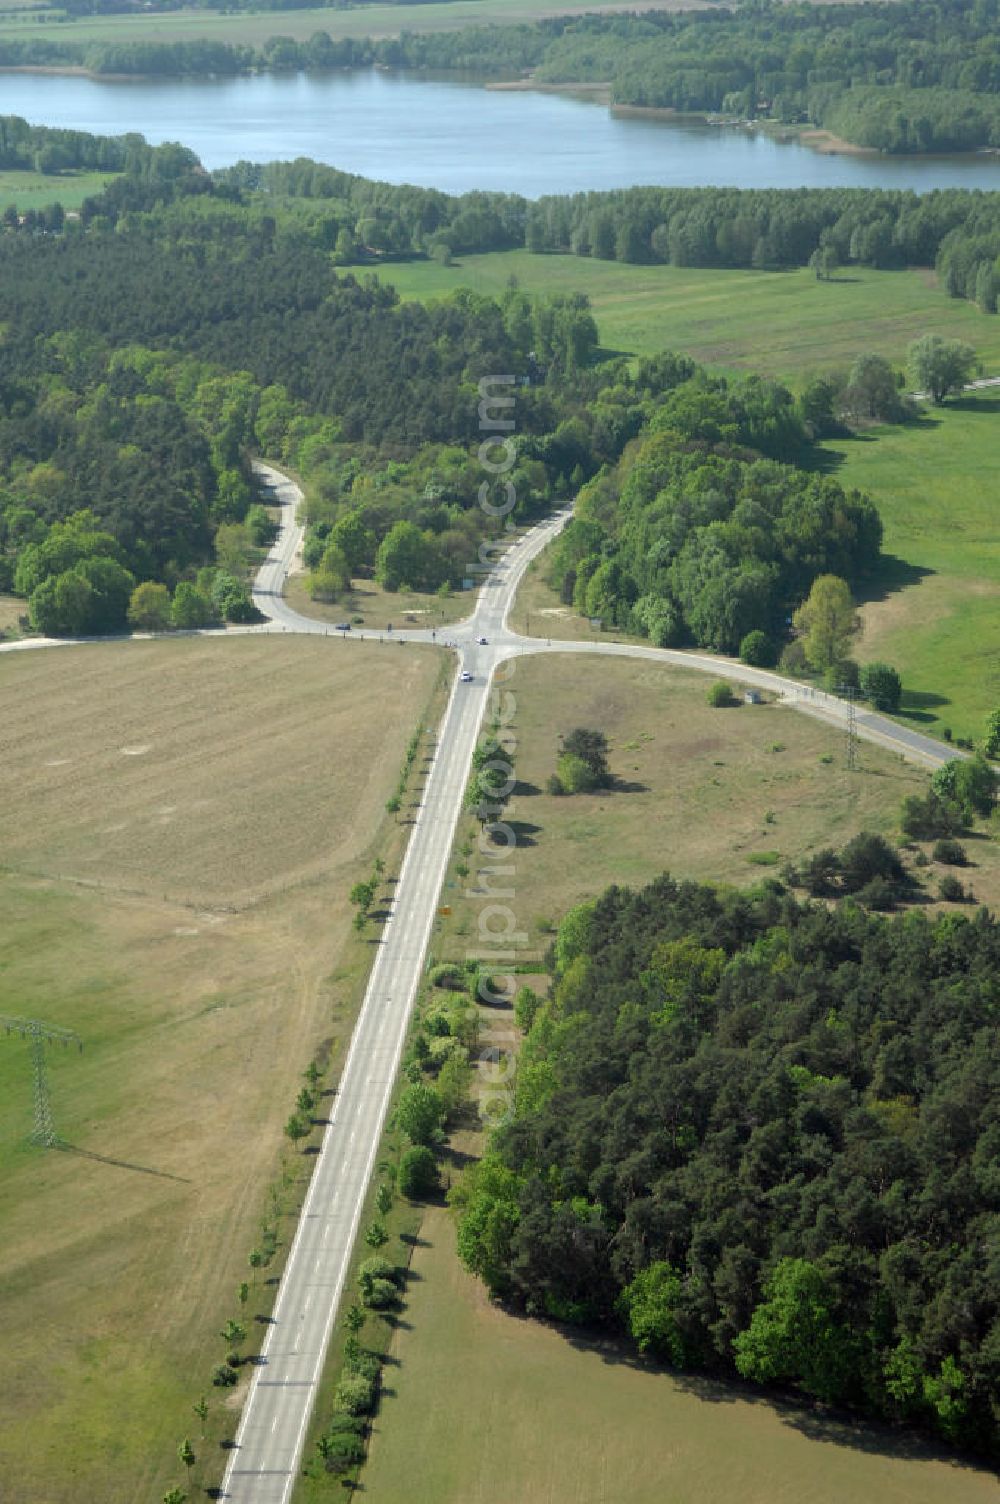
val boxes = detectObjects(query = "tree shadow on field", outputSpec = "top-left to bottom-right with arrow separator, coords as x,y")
56,1142 -> 191,1183
608,775 -> 649,794
947,393 -> 999,415
853,552 -> 934,607
555,1328 -> 995,1477
494,819 -> 542,848
640,1364 -> 993,1477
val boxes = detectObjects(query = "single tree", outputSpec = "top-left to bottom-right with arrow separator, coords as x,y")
177,1438 -> 196,1472
842,352 -> 903,422
248,1247 -> 264,1285
793,575 -> 859,671
907,334 -> 976,404
284,1111 -> 310,1146
394,1082 -> 445,1146
220,1319 -> 247,1352
343,1302 -> 367,1335
365,1220 -> 389,1250
376,1181 -> 393,1217
237,1280 -> 249,1310
192,1395 -> 209,1438
561,727 -> 612,787
397,1144 -> 440,1199
163,1489 -> 187,1504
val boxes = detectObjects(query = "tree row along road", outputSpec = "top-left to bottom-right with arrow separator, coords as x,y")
0,462 -> 963,1502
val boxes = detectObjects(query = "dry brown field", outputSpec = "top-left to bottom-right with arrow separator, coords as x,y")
0,632 -> 442,1503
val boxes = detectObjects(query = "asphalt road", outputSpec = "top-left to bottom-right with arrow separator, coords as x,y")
220,481 -> 566,1503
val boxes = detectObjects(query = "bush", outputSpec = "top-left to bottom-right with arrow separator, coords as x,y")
707,680 -> 734,708
363,1277 -> 398,1310
932,838 -> 968,866
938,874 -> 966,902
317,1427 -> 365,1475
739,629 -> 774,667
546,773 -> 565,795
212,1363 -> 238,1388
779,640 -> 809,674
428,962 -> 463,990
127,580 -> 172,632
955,756 -> 998,820
333,1374 -> 375,1416
556,751 -> 599,793
170,580 -> 214,629
900,791 -> 964,840
354,1257 -> 393,1305
860,661 -> 902,712
824,659 -> 860,693
857,876 -> 896,911
398,1144 -> 440,1199
839,831 -> 904,893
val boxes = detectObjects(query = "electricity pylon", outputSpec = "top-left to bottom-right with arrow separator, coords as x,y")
839,683 -> 859,771
0,1015 -> 82,1147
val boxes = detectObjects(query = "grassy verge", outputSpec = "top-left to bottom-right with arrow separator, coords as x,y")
285,573 -> 471,634
382,255 -> 1000,381
0,633 -> 445,1504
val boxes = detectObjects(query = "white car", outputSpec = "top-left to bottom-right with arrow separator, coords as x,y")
460,671 -> 473,682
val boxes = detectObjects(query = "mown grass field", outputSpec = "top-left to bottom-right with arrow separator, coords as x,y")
0,167 -> 118,210
361,1206 -> 999,1504
0,633 -> 442,1504
0,0 -> 702,46
355,652 -> 1000,1504
433,654 -> 1000,974
383,254 -> 1000,380
827,389 -> 1000,743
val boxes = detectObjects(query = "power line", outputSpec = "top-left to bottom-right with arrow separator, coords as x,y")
0,1015 -> 82,1147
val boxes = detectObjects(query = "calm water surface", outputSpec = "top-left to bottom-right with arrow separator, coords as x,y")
2,69 -> 1000,195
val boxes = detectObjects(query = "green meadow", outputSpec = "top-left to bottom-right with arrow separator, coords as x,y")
382,253 -> 1000,379
825,389 -> 1000,743
0,169 -> 119,211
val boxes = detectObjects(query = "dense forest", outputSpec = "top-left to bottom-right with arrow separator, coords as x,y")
0,181 -> 889,647
220,159 -> 1000,313
4,0 -> 1000,152
3,114 -> 999,310
456,873 -> 1000,1456
0,124 -> 894,643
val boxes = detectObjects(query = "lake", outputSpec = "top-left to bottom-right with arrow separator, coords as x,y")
3,68 -> 1000,195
